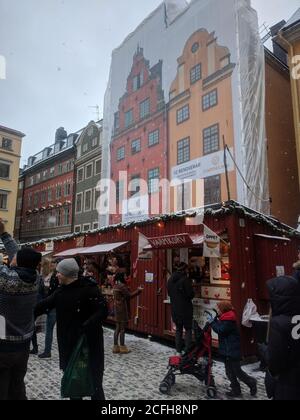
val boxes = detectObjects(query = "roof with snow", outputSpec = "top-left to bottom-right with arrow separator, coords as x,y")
283,8 -> 300,31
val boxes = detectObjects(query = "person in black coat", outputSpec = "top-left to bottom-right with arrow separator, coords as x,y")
167,262 -> 195,354
264,276 -> 300,400
210,301 -> 257,398
35,258 -> 108,400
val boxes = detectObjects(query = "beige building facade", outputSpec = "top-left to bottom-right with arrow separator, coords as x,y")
0,125 -> 24,234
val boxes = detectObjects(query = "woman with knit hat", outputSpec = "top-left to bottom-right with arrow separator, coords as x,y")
209,301 -> 257,398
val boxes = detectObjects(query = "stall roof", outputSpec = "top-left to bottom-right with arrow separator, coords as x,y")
54,247 -> 87,257
76,242 -> 129,255
255,234 -> 291,242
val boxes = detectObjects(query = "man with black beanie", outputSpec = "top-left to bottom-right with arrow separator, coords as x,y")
0,219 -> 41,400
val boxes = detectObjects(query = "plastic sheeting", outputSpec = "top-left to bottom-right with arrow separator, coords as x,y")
100,0 -> 269,226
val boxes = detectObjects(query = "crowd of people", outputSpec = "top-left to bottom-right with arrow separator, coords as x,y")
0,217 -> 300,400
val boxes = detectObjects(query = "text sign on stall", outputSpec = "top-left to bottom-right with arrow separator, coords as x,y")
148,234 -> 193,249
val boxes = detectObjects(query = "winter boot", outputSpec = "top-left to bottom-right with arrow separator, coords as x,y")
38,352 -> 51,359
113,345 -> 120,354
226,389 -> 242,399
119,346 -> 131,354
30,347 -> 38,355
250,381 -> 258,397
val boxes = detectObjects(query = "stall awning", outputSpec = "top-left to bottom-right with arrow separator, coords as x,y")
77,241 -> 129,255
54,247 -> 87,258
144,234 -> 204,250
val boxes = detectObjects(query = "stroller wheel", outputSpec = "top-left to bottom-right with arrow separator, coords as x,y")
207,387 -> 217,399
159,381 -> 171,395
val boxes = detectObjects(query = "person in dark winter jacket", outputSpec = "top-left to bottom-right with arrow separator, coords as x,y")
210,301 -> 257,398
167,262 -> 195,354
263,276 -> 300,400
34,258 -> 108,400
292,260 -> 300,283
0,220 -> 41,400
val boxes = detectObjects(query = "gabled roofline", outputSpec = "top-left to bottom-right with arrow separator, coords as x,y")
0,125 -> 25,138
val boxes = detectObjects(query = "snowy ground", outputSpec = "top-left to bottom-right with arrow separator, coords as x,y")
26,328 -> 267,400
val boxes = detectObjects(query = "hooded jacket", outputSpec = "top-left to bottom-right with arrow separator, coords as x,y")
0,233 -> 38,352
211,310 -> 241,360
266,276 -> 300,400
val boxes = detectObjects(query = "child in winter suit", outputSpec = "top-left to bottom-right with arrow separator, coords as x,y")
210,301 -> 257,398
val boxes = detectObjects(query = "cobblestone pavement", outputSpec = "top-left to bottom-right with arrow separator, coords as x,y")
26,328 -> 267,400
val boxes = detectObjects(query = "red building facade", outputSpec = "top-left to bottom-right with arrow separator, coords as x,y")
110,48 -> 167,225
19,132 -> 77,242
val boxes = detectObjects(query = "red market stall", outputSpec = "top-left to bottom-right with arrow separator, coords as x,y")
25,201 -> 300,357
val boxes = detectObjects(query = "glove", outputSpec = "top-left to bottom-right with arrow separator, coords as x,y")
206,313 -> 214,324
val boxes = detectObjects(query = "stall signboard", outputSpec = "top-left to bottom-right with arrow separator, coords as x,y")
203,226 -> 221,258
145,272 -> 154,283
76,236 -> 85,248
276,266 -> 285,277
148,234 -> 193,249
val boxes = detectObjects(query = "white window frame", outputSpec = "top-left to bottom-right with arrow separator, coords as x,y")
82,143 -> 88,153
0,160 -> 11,180
93,222 -> 99,230
94,158 -> 101,176
0,191 -> 9,210
77,167 -> 84,183
92,137 -> 98,148
74,225 -> 81,233
85,163 -> 93,180
83,223 -> 91,232
84,189 -> 92,212
75,192 -> 83,214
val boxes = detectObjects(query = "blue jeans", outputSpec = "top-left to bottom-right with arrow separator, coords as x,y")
44,310 -> 56,354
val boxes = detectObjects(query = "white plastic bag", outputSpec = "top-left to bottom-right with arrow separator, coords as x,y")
242,299 -> 258,328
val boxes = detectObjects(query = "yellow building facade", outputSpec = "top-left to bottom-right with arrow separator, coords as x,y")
0,125 -> 24,234
169,29 -> 237,211
278,10 -> 300,192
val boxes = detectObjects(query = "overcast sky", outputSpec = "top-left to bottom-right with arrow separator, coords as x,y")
0,0 -> 299,166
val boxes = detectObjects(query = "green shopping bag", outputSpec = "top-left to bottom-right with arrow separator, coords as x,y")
61,335 -> 95,399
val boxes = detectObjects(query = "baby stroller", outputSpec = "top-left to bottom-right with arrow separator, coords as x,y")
159,313 -> 217,399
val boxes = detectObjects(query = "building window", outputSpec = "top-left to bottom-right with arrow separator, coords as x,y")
92,137 -> 98,148
74,225 -> 81,233
41,191 -> 46,204
77,167 -> 84,182
0,192 -> 8,210
131,138 -> 141,155
190,63 -> 202,84
95,159 -> 101,175
203,124 -> 220,155
18,181 -> 24,190
48,188 -> 52,201
117,146 -> 125,161
148,129 -> 159,147
140,98 -> 150,120
93,222 -> 99,230
133,72 -> 144,91
64,207 -> 70,225
130,175 -> 141,197
56,185 -> 62,199
34,192 -> 39,207
84,190 -> 92,212
83,223 -> 91,232
82,143 -> 88,153
125,109 -> 134,128
116,180 -> 124,204
0,161 -> 10,179
94,188 -> 101,210
36,173 -> 41,183
202,89 -> 218,111
75,193 -> 83,213
204,175 -> 221,205
114,112 -> 120,132
58,164 -> 63,175
1,138 -> 13,150
191,42 -> 200,54
148,168 -> 160,194
50,167 -> 55,177
64,183 -> 71,196
177,137 -> 190,165
85,163 -> 93,179
177,105 -> 190,124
